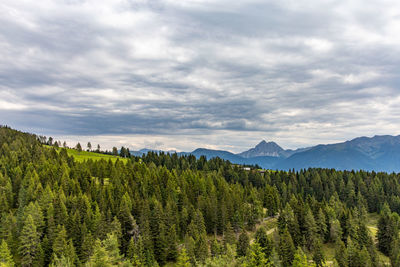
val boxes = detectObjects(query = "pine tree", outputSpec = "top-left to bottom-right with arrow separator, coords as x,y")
166,225 -> 178,261
127,236 -> 144,266
52,225 -> 68,260
118,193 -> 136,253
264,185 -> 280,216
247,242 -> 269,267
184,235 -> 196,265
195,232 -> 209,263
316,208 -> 327,241
255,226 -> 273,258
390,238 -> 400,267
334,239 -> 347,267
85,240 -> 112,267
0,213 -> 17,262
19,215 -> 41,267
312,239 -> 325,267
176,248 -> 191,267
151,207 -> 167,265
102,233 -> 122,265
292,247 -> 313,267
237,229 -> 249,257
210,237 -> 222,257
76,143 -> 82,153
223,221 -> 236,247
304,208 -> 318,250
279,228 -> 295,267
329,219 -> 342,243
49,254 -> 73,267
80,231 -> 94,263
377,204 -> 397,255
0,240 -> 14,267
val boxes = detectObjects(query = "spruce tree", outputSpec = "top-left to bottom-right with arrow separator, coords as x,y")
292,247 -> 313,267
85,240 -> 112,267
102,233 -> 122,265
247,242 -> 269,267
49,255 -> 72,267
334,239 -> 347,267
0,239 -> 14,267
76,143 -> 82,153
312,239 -> 325,267
236,229 -> 249,257
19,215 -> 41,267
377,204 -> 397,255
304,208 -> 318,250
52,225 -> 68,260
127,236 -> 144,266
118,193 -> 136,253
254,226 -> 273,258
176,248 -> 191,267
80,231 -> 94,263
223,221 -> 236,248
278,228 -> 295,267
166,225 -> 178,261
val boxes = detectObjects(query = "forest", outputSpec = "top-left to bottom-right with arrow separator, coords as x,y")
0,126 -> 400,266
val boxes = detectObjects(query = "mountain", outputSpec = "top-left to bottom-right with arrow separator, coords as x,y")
189,148 -> 244,163
133,135 -> 400,173
238,140 -> 311,158
276,135 -> 400,172
187,148 -> 281,169
238,140 -> 289,158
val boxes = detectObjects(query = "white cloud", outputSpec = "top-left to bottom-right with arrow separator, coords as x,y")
1,0 -> 400,151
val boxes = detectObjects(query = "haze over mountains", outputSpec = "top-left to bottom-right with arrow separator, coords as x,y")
134,135 -> 400,173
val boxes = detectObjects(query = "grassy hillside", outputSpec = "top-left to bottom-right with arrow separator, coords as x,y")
44,145 -> 130,163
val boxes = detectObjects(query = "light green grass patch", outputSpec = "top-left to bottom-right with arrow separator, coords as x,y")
44,145 -> 129,163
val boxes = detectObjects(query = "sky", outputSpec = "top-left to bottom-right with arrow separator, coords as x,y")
1,0 -> 400,152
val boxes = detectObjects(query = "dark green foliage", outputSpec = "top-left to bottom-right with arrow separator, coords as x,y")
292,247 -> 310,267
377,204 -> 398,255
0,126 -> 400,266
312,239 -> 325,267
247,242 -> 269,266
236,230 -> 249,257
127,236 -> 145,266
335,240 -> 348,267
264,184 -> 280,216
223,221 -> 236,247
76,143 -> 82,153
19,215 -> 42,266
254,226 -> 273,258
279,228 -> 295,267
0,239 -> 14,267
176,248 -> 190,267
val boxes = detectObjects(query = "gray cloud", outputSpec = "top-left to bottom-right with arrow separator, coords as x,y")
1,0 -> 400,152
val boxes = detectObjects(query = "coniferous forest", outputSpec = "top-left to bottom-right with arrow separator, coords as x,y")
1,126 -> 400,266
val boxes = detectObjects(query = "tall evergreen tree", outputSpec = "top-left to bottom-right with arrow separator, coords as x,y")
236,229 -> 249,257
312,239 -> 324,267
247,242 -> 269,267
279,228 -> 295,267
292,247 -> 314,267
19,215 -> 42,267
377,204 -> 398,255
254,226 -> 273,258
0,240 -> 14,267
176,248 -> 190,267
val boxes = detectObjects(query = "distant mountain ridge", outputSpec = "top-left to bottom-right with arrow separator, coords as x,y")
238,140 -> 288,158
132,135 -> 400,173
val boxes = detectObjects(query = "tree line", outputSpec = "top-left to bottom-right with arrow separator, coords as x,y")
0,126 -> 399,266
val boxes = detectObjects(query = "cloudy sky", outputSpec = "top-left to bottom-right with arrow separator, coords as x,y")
1,0 -> 400,152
